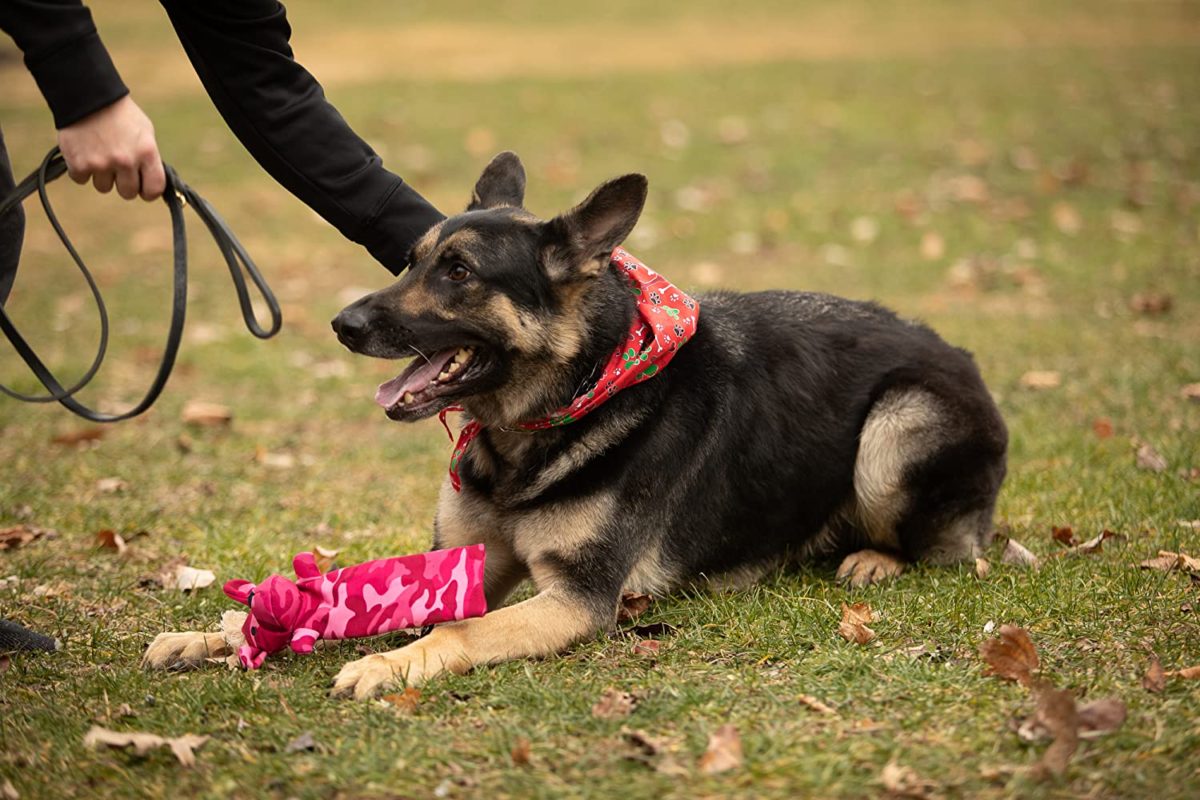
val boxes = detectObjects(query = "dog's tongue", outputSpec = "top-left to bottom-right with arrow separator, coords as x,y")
375,349 -> 456,408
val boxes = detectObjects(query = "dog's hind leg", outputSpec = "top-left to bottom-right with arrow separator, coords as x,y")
840,388 -> 1006,586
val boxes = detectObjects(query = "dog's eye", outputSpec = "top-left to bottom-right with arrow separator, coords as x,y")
447,262 -> 471,282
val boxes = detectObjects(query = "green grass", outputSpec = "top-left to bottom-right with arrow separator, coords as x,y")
2,1 -> 1198,797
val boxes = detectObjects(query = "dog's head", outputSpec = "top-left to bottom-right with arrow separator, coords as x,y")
332,152 -> 647,426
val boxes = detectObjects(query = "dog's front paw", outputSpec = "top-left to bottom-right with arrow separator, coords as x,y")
330,639 -> 467,700
141,631 -> 231,670
836,549 -> 906,588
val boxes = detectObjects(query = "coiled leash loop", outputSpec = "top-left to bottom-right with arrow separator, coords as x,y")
0,147 -> 281,422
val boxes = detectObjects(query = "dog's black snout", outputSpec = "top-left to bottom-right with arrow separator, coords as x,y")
331,302 -> 371,348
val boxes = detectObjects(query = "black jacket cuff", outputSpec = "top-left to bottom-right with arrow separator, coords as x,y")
25,30 -> 130,129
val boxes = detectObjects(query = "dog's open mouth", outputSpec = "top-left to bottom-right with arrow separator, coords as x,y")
375,346 -> 481,419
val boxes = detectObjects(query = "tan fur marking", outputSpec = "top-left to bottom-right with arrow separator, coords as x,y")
435,481 -> 527,609
854,390 -> 942,548
486,293 -> 543,352
409,222 -> 445,265
142,629 -> 236,669
510,409 -> 646,504
511,493 -> 614,568
623,540 -> 675,595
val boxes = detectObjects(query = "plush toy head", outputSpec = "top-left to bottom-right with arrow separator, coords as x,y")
223,573 -> 307,668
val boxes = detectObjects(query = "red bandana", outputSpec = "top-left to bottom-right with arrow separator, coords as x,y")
439,248 -> 700,491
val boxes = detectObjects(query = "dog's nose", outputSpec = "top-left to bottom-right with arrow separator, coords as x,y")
331,304 -> 370,348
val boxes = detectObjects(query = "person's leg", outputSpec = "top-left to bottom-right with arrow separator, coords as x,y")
0,125 -> 25,306
0,127 -> 55,652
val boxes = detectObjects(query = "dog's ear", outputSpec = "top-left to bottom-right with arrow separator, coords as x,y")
541,174 -> 648,280
468,151 -> 526,210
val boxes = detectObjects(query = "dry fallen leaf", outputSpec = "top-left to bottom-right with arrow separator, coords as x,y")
313,545 -> 339,573
919,231 -> 945,260
1019,370 -> 1061,390
979,624 -> 1039,686
797,694 -> 837,715
1000,537 -> 1040,568
1092,417 -> 1114,439
284,732 -> 318,754
510,737 -> 532,766
1128,291 -> 1173,316
1051,526 -> 1076,547
51,427 -> 105,446
1138,550 -> 1200,575
880,760 -> 939,799
1034,686 -> 1079,776
1181,383 -> 1200,404
617,593 -> 653,623
1071,529 -> 1125,555
632,640 -> 661,657
0,525 -> 51,551
698,724 -> 743,775
381,687 -> 421,713
1165,665 -> 1200,680
1051,202 -> 1082,235
181,401 -> 232,427
95,477 -> 128,494
592,687 -> 639,720
1134,441 -> 1168,472
83,725 -> 209,768
165,565 -> 216,592
94,529 -> 127,555
838,602 -> 877,645
1141,655 -> 1165,693
0,655 -> 10,676
1076,697 -> 1127,739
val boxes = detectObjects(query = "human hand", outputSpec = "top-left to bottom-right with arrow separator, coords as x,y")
56,95 -> 166,201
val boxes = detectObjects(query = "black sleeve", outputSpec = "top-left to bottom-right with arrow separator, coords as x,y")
0,0 -> 130,128
157,0 -> 444,275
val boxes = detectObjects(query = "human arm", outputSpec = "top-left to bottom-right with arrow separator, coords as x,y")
0,0 -> 166,200
156,0 -> 445,275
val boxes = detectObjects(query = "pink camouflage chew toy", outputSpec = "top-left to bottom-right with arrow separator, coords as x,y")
222,544 -> 487,669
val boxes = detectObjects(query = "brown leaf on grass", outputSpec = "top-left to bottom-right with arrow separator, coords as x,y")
181,401 -> 232,427
632,640 -> 661,657
1165,665 -> 1200,680
621,729 -> 689,776
83,725 -> 209,768
254,446 -> 296,469
510,737 -> 532,766
0,654 -> 10,676
1000,537 -> 1040,568
919,231 -> 945,261
1034,686 -> 1079,776
1181,383 -> 1200,404
1019,370 -> 1060,390
1051,526 -> 1076,547
838,602 -> 877,645
95,477 -> 128,494
974,557 -> 991,579
617,592 -> 653,623
1051,202 -> 1082,235
313,545 -> 339,573
163,565 -> 216,592
1071,529 -> 1125,555
1129,292 -> 1173,316
592,687 -> 639,719
51,427 -> 105,446
697,724 -> 743,775
1076,698 -> 1127,738
1092,417 -> 1114,439
880,760 -> 939,799
284,732 -> 318,753
797,694 -> 837,715
1134,440 -> 1168,472
381,687 -> 421,713
94,529 -> 127,555
979,625 -> 1039,685
1139,551 -> 1200,575
0,525 -> 51,551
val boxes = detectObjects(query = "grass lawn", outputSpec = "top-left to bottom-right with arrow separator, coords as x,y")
2,1 -> 1198,797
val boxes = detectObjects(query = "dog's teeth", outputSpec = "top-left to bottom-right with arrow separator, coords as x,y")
448,362 -> 461,374
402,392 -> 414,405
437,371 -> 450,382
454,348 -> 471,364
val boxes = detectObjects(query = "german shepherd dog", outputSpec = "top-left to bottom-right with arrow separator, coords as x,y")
144,153 -> 1007,698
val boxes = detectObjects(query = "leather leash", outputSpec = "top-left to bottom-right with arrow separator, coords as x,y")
0,147 -> 281,422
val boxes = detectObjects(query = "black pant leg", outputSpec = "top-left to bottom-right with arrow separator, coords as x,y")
0,125 -> 25,307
